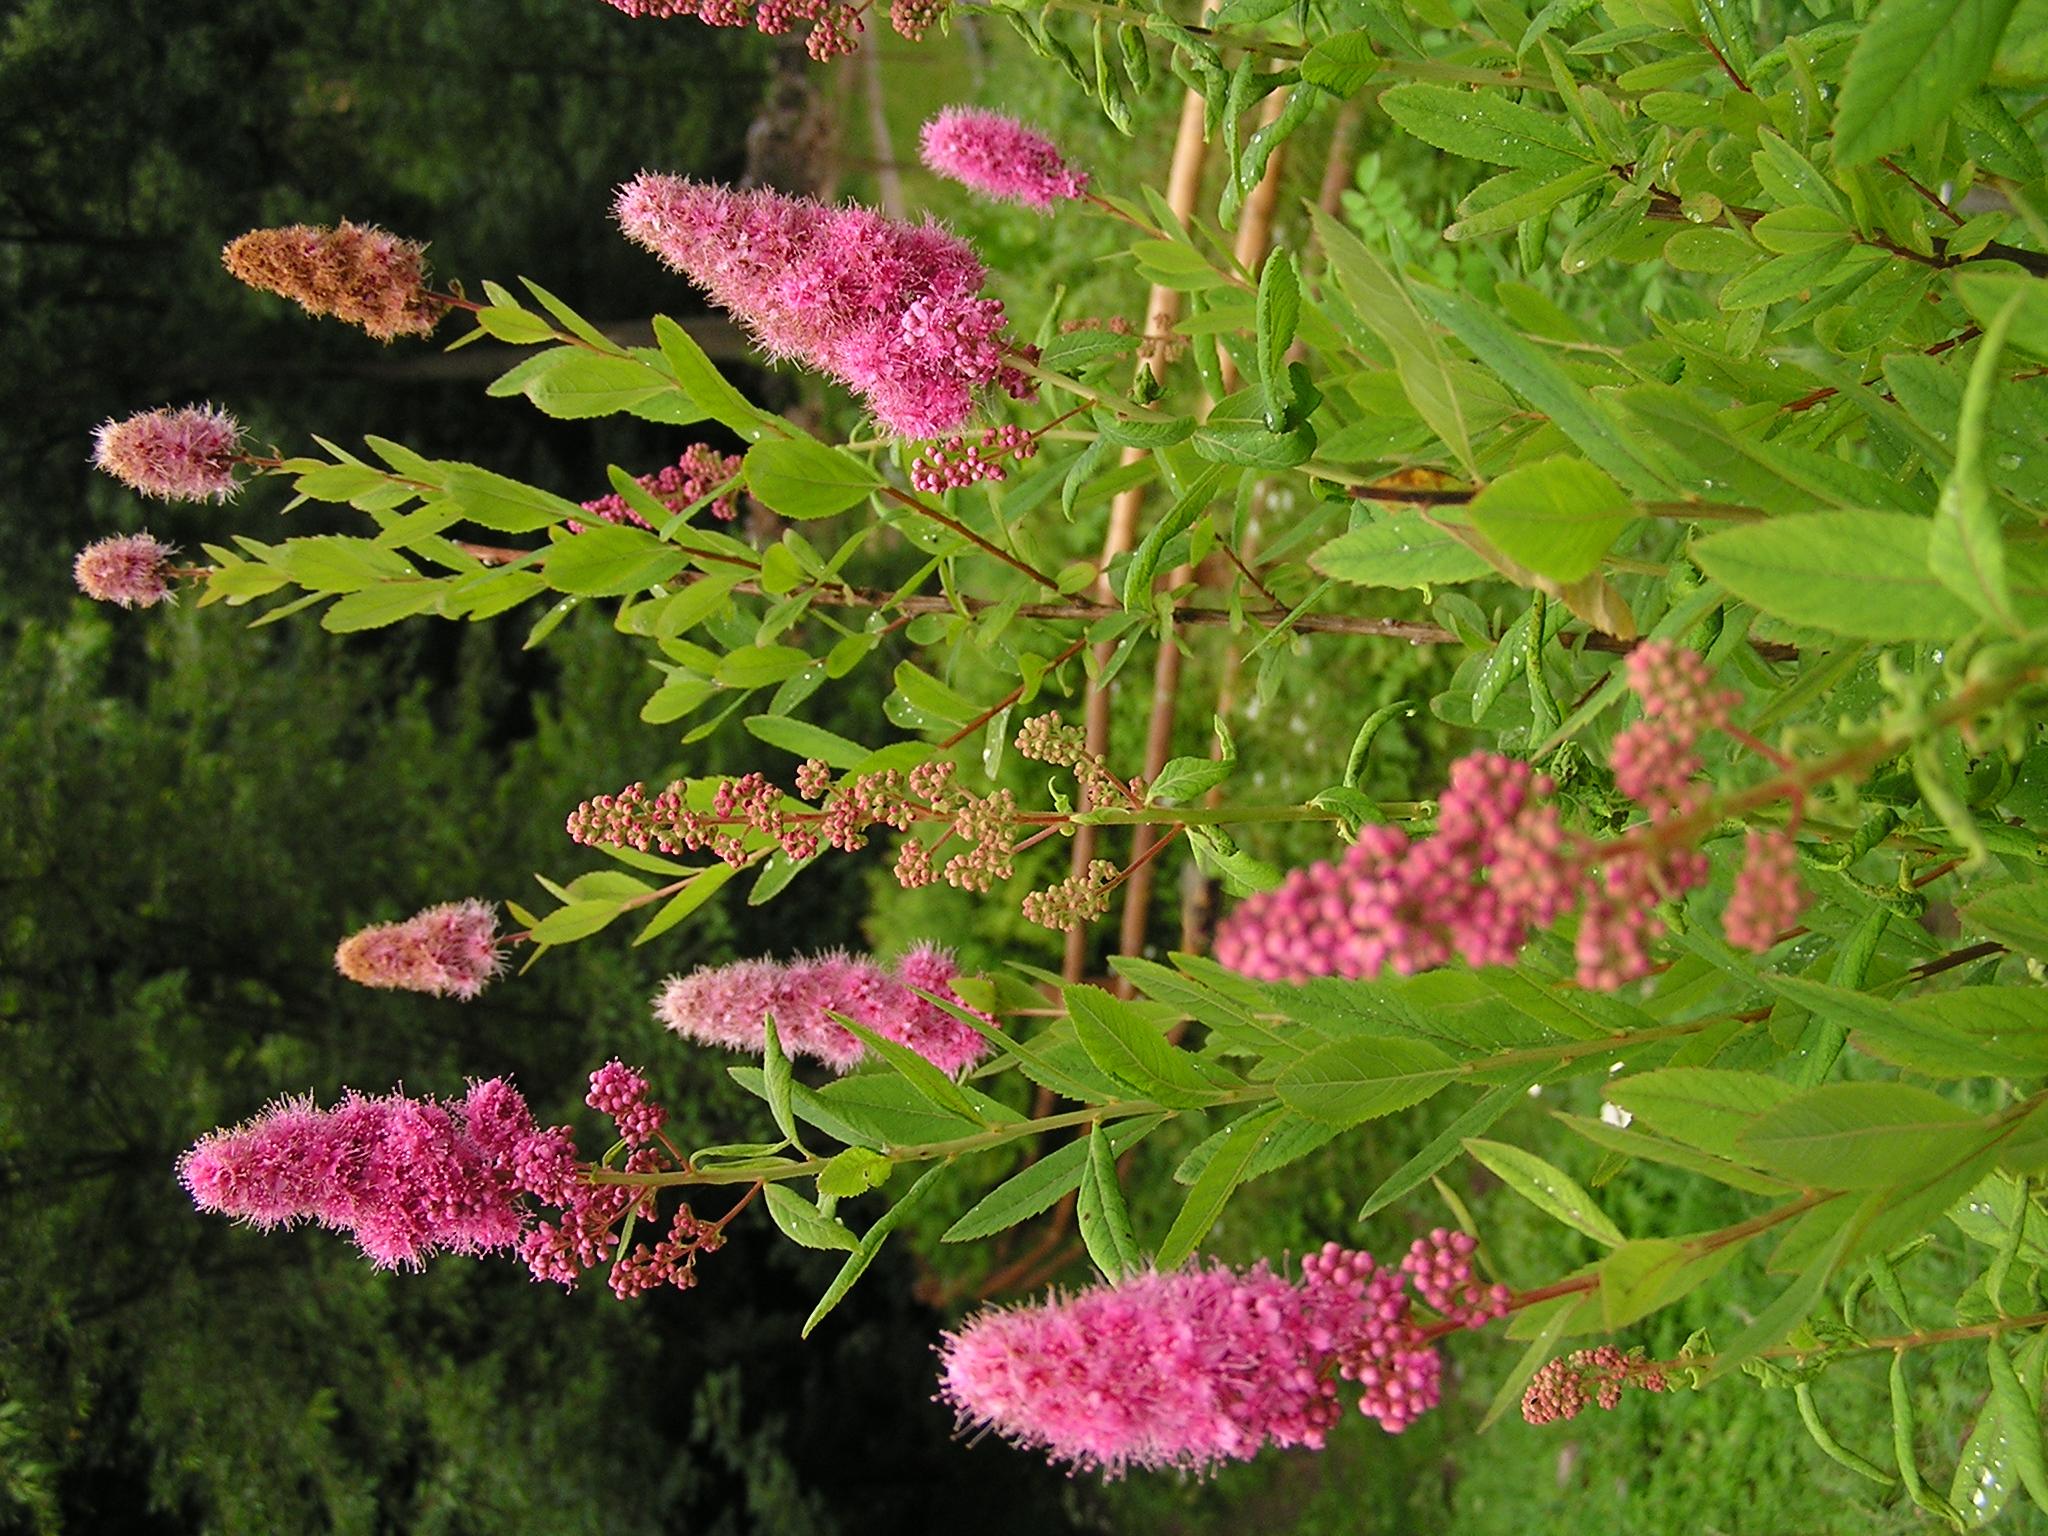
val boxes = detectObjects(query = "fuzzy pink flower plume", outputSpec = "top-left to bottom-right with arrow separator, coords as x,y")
180,1082 -> 533,1269
919,108 -> 1088,211
654,943 -> 990,1074
334,899 -> 505,1000
92,406 -> 243,502
615,175 -> 1024,438
939,1234 -> 1494,1474
74,533 -> 177,608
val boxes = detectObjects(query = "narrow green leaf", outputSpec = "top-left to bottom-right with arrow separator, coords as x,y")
1834,0 -> 2022,167
763,1182 -> 861,1251
1691,511 -> 1982,643
763,1016 -> 806,1153
802,1161 -> 948,1336
1275,1035 -> 1459,1128
1479,1297 -> 1577,1433
1380,82 -> 1598,170
744,438 -> 881,520
830,1012 -> 988,1125
1357,1075 -> 1539,1220
1705,1192 -> 1872,1380
1157,1105 -> 1288,1271
742,715 -> 869,769
1077,1122 -> 1143,1280
1464,1136 -> 1626,1246
1931,285 -> 2027,630
634,862 -> 735,945
1604,1069 -> 1800,1159
1736,1083 -> 1984,1190
1065,984 -> 1222,1107
943,1116 -> 1165,1242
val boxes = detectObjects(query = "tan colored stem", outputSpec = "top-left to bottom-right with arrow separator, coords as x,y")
1317,100 -> 1364,217
1117,86 -> 1293,985
1068,71 -> 1212,982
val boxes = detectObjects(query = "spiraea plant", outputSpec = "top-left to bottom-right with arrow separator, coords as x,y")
71,0 -> 2048,1502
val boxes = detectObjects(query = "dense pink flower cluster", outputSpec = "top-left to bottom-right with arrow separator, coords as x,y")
941,1237 -> 1496,1473
1401,1228 -> 1510,1329
601,0 -> 860,60
616,176 -> 1015,438
74,533 -> 177,608
910,422 -> 1037,492
1722,829 -> 1805,951
653,943 -> 991,1074
334,899 -> 506,1000
183,1068 -> 723,1298
918,108 -> 1089,211
1522,1345 -> 1668,1425
576,442 -> 742,530
93,406 -> 243,502
1216,642 -> 1781,991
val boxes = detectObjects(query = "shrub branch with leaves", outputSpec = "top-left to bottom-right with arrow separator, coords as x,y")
70,0 -> 2048,1502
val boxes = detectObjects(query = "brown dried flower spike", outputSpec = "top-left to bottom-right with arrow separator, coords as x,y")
222,221 -> 449,341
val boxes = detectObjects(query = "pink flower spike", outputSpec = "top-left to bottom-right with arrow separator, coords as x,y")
334,899 -> 505,1000
179,1085 -> 533,1269
614,175 -> 1007,439
652,946 -> 991,1075
919,108 -> 1089,211
939,1262 -> 1356,1475
74,533 -> 177,608
92,406 -> 243,502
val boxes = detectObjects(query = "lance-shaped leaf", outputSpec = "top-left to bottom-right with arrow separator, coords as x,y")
1464,1137 -> 1625,1247
1761,976 -> 2048,1080
1066,984 -> 1225,1107
1931,284 -> 2027,630
943,1115 -> 1165,1242
1736,1082 -> 1988,1190
1077,1123 -> 1142,1280
763,1182 -> 861,1251
830,1012 -> 991,1126
1357,1074 -> 1541,1220
1604,1069 -> 1800,1160
803,1162 -> 948,1336
1833,0 -> 2022,166
1156,1105 -> 1289,1271
1466,456 -> 1633,584
1275,1035 -> 1460,1128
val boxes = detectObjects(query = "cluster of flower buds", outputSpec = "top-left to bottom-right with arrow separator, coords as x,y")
567,761 -> 1023,895
909,422 -> 1038,493
1015,711 -> 1139,809
1019,859 -> 1120,931
576,442 -> 743,531
1217,642 -> 1807,992
1522,1345 -> 1669,1425
603,0 -> 860,59
1400,1227 -> 1511,1328
1299,1243 -> 1444,1433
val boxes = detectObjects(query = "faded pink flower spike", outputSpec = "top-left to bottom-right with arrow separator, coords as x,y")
939,1244 -> 1442,1475
335,899 -> 505,1000
223,222 -> 448,341
577,442 -> 743,530
919,108 -> 1089,211
74,533 -> 177,608
652,944 -> 991,1075
602,0 -> 861,61
92,406 -> 243,502
615,175 -> 1008,439
179,1083 -> 533,1269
